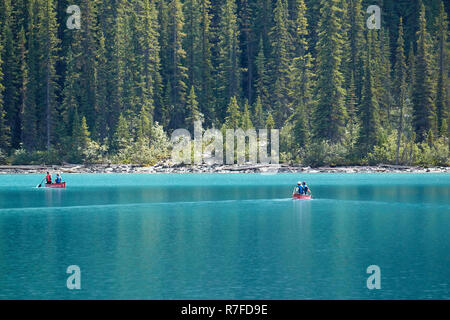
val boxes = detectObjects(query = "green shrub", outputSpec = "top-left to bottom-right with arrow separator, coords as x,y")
111,122 -> 170,165
414,137 -> 449,166
301,141 -> 348,167
11,148 -> 61,165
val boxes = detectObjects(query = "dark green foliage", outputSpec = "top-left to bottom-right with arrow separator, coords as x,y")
435,1 -> 448,138
216,0 -> 241,120
313,0 -> 347,143
412,1 -> 437,142
393,18 -> 408,165
0,0 -> 447,166
0,42 -> 11,151
358,30 -> 381,155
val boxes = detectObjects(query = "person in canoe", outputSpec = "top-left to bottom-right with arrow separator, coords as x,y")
45,172 -> 52,185
55,173 -> 62,184
293,181 -> 304,195
301,181 -> 312,195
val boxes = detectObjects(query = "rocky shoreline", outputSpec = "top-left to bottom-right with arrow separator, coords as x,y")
0,163 -> 448,174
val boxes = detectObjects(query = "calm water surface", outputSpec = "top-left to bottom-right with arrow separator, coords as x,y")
0,173 -> 449,299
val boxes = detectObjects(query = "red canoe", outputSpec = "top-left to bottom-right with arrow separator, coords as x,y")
44,182 -> 66,189
292,194 -> 311,200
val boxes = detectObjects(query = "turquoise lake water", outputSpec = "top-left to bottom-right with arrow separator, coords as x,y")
0,173 -> 449,300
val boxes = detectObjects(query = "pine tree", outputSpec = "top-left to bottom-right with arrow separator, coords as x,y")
435,1 -> 448,137
407,42 -> 415,92
37,0 -> 60,151
224,96 -> 241,128
185,86 -> 203,126
345,0 -> 365,100
413,1 -> 436,142
379,29 -> 394,128
216,0 -> 241,120
270,0 -> 291,124
113,113 -> 131,151
254,0 -> 272,59
292,102 -> 310,149
71,110 -> 91,163
156,0 -> 170,126
198,0 -> 214,124
393,18 -> 408,164
167,0 -> 188,128
255,36 -> 269,110
0,42 -> 10,151
313,0 -> 347,143
60,47 -> 80,140
241,100 -> 254,130
358,30 -> 381,155
253,96 -> 265,129
290,0 -> 313,142
19,27 -> 37,152
183,0 -> 201,89
95,31 -> 108,142
239,0 -> 254,103
345,73 -> 358,155
1,0 -> 20,149
76,0 -> 98,130
137,105 -> 152,141
265,113 -> 275,129
135,0 -> 160,125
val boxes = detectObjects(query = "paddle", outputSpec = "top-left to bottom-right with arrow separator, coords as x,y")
37,177 -> 45,188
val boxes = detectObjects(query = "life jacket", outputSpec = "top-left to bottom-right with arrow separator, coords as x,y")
56,176 -> 62,183
46,174 -> 52,183
297,185 -> 303,193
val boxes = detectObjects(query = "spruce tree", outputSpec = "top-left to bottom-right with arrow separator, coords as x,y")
290,0 -> 313,144
37,0 -> 60,151
345,73 -> 358,156
76,0 -> 98,130
167,0 -> 188,128
358,30 -> 381,155
241,100 -> 254,130
113,113 -> 131,152
393,18 -> 408,164
270,0 -> 291,124
254,0 -> 272,59
185,86 -> 203,126
255,36 -> 269,111
345,0 -> 365,100
224,96 -> 241,129
265,113 -> 275,129
183,0 -> 201,90
0,42 -> 10,152
60,47 -> 80,141
71,110 -> 91,163
216,0 -> 241,120
253,96 -> 265,129
313,0 -> 347,143
413,1 -> 437,142
135,0 -> 160,125
1,0 -> 20,149
198,0 -> 214,125
435,1 -> 448,137
19,27 -> 37,152
137,105 -> 152,141
379,30 -> 394,128
239,0 -> 254,103
95,31 -> 109,142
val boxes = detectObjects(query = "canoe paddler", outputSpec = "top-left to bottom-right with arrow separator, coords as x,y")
302,181 -> 312,195
293,181 -> 303,195
55,173 -> 62,184
45,172 -> 52,185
